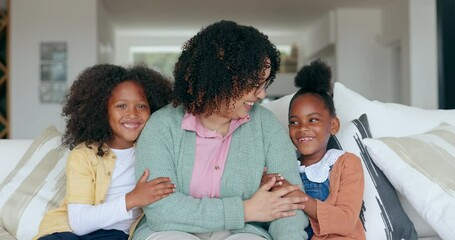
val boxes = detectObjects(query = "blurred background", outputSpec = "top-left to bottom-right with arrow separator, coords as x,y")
0,0 -> 453,139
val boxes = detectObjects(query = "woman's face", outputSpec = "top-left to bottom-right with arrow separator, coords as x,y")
218,60 -> 271,120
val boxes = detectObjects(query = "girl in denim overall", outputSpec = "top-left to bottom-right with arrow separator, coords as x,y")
264,60 -> 366,239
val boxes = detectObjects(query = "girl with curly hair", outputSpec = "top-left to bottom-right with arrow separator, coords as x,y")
134,20 -> 309,240
265,60 -> 365,239
35,64 -> 175,240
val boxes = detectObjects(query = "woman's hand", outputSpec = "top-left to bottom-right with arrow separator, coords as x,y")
125,169 -> 175,210
271,178 -> 293,191
270,178 -> 318,219
244,176 -> 308,222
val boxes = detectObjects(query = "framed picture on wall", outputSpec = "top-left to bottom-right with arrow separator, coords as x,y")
39,41 -> 67,103
40,42 -> 67,61
40,62 -> 67,81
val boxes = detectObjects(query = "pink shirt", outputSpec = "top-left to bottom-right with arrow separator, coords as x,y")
181,112 -> 250,199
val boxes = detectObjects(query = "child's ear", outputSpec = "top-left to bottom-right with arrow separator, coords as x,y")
330,117 -> 340,135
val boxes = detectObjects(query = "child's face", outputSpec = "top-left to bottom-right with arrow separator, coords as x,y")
288,94 -> 339,165
106,81 -> 151,149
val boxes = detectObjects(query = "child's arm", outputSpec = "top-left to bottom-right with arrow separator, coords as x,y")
267,153 -> 364,236
68,170 -> 173,235
311,153 -> 364,236
282,187 -> 317,219
261,175 -> 316,219
65,148 -> 174,236
68,199 -> 136,235
65,148 -> 130,235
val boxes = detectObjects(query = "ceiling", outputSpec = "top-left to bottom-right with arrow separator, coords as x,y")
101,0 -> 391,36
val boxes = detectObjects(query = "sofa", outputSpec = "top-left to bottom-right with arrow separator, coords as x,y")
1,82 -> 454,240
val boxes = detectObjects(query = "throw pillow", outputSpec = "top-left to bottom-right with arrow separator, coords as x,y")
328,114 -> 418,240
363,123 -> 455,240
0,125 -> 68,240
333,82 -> 455,138
0,139 -> 32,184
397,192 -> 438,238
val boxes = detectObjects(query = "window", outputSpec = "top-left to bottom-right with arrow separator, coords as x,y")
130,46 -> 181,79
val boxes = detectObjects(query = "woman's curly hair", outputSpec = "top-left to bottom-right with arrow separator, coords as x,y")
61,64 -> 173,156
290,59 -> 336,117
173,20 -> 280,116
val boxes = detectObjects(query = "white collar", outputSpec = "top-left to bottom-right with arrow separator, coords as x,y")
298,149 -> 345,183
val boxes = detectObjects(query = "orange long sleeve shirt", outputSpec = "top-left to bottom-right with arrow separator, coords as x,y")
310,152 -> 366,240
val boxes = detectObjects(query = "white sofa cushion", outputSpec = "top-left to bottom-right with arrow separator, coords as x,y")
333,82 -> 455,138
263,82 -> 455,138
364,123 -> 455,240
262,93 -> 294,131
398,192 -> 439,238
0,125 -> 68,240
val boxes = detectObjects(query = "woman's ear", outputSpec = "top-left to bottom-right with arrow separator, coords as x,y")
330,117 -> 340,135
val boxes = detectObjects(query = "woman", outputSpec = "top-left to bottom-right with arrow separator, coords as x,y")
134,20 -> 309,240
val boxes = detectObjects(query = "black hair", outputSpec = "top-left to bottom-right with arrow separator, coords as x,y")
61,64 -> 173,156
173,20 -> 280,116
290,59 -> 336,117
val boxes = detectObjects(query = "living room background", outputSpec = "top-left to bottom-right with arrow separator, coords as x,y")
6,0 -> 444,139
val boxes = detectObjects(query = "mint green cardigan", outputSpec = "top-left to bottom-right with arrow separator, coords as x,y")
133,104 -> 308,240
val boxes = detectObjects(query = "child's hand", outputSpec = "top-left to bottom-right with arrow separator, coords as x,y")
271,178 -> 293,191
260,167 -> 284,188
125,169 -> 175,210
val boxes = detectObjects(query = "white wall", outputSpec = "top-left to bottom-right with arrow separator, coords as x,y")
381,0 -> 438,109
97,0 -> 115,63
380,0 -> 410,105
10,0 -> 98,139
335,9 -> 397,103
408,0 -> 437,109
300,12 -> 337,84
300,9 -> 396,103
380,0 -> 437,108
298,2 -> 438,108
301,12 -> 336,61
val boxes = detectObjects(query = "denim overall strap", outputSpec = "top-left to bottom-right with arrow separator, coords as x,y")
300,166 -> 332,239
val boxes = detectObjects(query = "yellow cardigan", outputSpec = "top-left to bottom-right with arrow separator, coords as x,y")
34,143 -> 141,240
